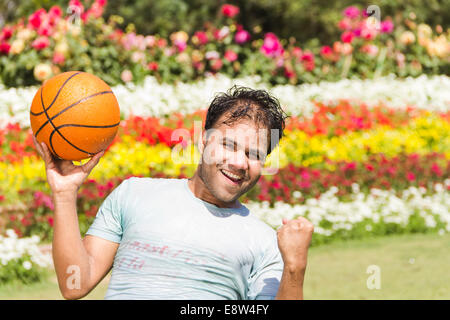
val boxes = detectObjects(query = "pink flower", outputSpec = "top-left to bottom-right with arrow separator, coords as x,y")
221,4 -> 240,18
52,52 -> 65,65
173,40 -> 187,52
211,59 -> 223,71
193,31 -> 208,45
360,44 -> 379,57
96,0 -> 107,7
338,18 -> 353,30
292,46 -> 303,59
224,49 -> 238,62
320,45 -> 333,57
0,42 -> 11,54
234,29 -> 250,44
260,32 -> 284,58
120,70 -> 133,82
343,6 -> 360,19
68,0 -> 84,14
37,20 -> 52,36
48,6 -> 63,24
431,163 -> 442,177
380,20 -> 394,33
341,31 -> 354,43
406,172 -> 416,182
32,36 -> 50,50
345,162 -> 357,170
28,9 -> 46,29
387,167 -> 396,176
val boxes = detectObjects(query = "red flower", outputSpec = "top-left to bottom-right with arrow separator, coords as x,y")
284,67 -> 295,79
147,61 -> 159,71
365,164 -> 374,171
320,45 -> 333,58
406,172 -> 416,182
0,26 -> 13,41
0,42 -> 11,55
32,36 -> 50,50
431,163 -> 442,177
341,31 -> 354,43
28,9 -> 46,29
47,216 -> 54,227
193,31 -> 209,45
221,4 -> 240,18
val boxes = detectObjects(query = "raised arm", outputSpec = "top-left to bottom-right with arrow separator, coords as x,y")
33,136 -> 118,299
275,216 -> 314,300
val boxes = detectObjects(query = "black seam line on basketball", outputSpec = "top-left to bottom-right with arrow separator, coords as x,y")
30,71 -> 82,116
34,90 -> 114,139
40,83 -> 62,159
49,121 -> 120,157
47,128 -> 90,159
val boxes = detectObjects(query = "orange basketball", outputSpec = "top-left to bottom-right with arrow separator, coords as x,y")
30,71 -> 121,161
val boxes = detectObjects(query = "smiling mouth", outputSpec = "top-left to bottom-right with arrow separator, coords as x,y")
220,169 -> 244,184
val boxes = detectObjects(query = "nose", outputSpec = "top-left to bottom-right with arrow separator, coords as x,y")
227,149 -> 248,173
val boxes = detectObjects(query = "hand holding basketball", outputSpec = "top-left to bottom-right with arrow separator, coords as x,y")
30,71 -> 120,161
33,134 -> 104,195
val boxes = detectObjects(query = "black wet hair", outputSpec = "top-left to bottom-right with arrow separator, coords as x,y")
204,85 -> 289,156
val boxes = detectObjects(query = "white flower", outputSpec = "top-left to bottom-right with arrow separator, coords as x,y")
1,74 -> 449,128
22,261 -> 32,270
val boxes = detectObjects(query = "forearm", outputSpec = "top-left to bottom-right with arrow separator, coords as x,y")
275,267 -> 305,300
52,192 -> 92,299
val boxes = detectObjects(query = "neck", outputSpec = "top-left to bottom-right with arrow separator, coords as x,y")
187,171 -> 241,209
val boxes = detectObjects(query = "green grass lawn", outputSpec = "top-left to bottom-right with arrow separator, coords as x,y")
1,232 -> 449,300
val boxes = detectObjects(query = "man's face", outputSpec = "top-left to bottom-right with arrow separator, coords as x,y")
197,113 -> 269,207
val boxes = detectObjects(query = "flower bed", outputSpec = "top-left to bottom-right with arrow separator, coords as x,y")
1,74 -> 449,128
0,2 -> 448,88
248,182 -> 450,246
0,98 -> 448,243
0,229 -> 52,285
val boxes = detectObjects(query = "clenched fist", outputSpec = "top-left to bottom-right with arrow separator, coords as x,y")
277,217 -> 314,273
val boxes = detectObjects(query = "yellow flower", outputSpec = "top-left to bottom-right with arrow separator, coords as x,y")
417,23 -> 432,39
55,41 -> 69,55
399,31 -> 415,45
10,39 -> 25,55
33,64 -> 53,82
170,31 -> 189,44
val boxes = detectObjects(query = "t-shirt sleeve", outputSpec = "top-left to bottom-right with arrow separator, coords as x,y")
247,231 -> 284,300
85,178 -> 130,243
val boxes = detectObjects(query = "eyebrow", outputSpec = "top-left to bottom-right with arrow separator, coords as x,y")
222,137 -> 265,156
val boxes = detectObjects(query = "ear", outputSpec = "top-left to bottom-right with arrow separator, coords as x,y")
197,131 -> 206,155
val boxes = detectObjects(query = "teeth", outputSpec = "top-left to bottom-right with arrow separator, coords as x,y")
221,169 -> 242,180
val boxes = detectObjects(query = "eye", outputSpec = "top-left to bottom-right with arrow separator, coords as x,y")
224,141 -> 236,151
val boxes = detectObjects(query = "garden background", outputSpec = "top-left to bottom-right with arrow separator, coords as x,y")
0,0 -> 449,299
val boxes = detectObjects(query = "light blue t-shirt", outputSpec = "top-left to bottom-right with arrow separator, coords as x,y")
86,177 -> 283,300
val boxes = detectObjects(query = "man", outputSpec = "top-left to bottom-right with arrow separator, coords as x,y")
33,86 -> 314,300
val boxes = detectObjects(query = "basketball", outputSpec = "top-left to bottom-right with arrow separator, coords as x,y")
30,71 -> 121,161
